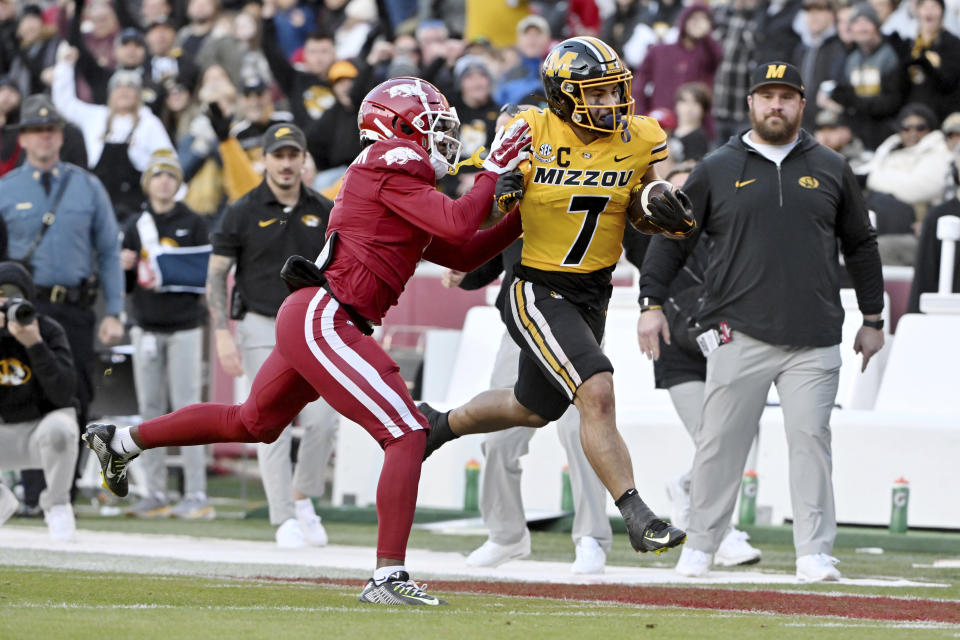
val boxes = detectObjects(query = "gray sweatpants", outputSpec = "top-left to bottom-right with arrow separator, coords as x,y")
687,331 -> 841,557
480,332 -> 612,549
0,407 -> 78,511
130,326 -> 207,498
237,312 -> 339,525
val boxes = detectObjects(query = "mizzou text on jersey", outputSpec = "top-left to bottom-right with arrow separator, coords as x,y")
511,108 -> 667,274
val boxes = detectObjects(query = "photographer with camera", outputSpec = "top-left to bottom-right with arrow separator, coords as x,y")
0,261 -> 79,541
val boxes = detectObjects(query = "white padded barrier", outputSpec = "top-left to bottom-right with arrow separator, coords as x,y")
420,328 -> 460,402
874,313 -> 960,413
441,306 -> 505,405
604,306 -> 674,411
346,405 -> 960,529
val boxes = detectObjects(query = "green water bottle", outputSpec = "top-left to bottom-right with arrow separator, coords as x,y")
464,459 -> 481,512
890,477 -> 910,534
738,470 -> 758,527
560,465 -> 573,511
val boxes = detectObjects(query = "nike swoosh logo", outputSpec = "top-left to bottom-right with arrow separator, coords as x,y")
614,155 -> 632,162
258,218 -> 278,228
735,179 -> 757,188
104,463 -> 117,479
644,532 -> 672,544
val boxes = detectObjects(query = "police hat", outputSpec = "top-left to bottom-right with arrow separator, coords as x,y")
749,61 -> 805,97
262,123 -> 306,155
17,94 -> 65,130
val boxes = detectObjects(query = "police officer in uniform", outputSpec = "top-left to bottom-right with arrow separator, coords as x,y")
0,95 -> 125,419
209,123 -> 338,547
0,95 -> 124,504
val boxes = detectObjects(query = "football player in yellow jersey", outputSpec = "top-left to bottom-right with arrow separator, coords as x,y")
420,37 -> 693,556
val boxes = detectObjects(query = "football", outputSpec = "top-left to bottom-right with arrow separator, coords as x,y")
627,180 -> 673,234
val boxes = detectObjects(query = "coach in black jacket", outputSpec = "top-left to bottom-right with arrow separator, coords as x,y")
638,62 -> 884,583
0,261 -> 78,540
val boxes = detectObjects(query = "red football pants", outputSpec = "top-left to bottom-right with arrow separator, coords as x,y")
137,286 -> 429,560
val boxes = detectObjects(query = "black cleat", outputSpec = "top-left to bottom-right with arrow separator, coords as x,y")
357,571 -> 446,605
418,402 -> 457,460
628,518 -> 687,555
82,424 -> 138,497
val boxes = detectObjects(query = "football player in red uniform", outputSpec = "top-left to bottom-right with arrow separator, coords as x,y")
83,77 -> 532,606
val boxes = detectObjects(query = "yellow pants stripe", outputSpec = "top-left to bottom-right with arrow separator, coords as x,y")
512,281 -> 578,395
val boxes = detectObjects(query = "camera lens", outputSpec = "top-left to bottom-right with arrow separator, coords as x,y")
7,300 -> 35,326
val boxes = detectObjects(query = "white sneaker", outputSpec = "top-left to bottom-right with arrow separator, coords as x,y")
714,528 -> 762,566
665,472 -> 690,531
45,504 -> 76,542
675,546 -> 712,577
275,517 -> 307,548
796,553 -> 841,582
0,484 -> 18,526
296,506 -> 328,547
466,530 -> 531,567
571,536 -> 606,574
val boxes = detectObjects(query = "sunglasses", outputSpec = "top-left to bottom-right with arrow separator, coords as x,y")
900,123 -> 930,132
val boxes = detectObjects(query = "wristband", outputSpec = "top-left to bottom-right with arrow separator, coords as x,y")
640,304 -> 663,313
863,318 -> 884,330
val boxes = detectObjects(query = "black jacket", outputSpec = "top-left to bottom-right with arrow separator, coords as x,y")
122,202 -> 210,332
640,129 -> 884,348
261,17 -> 333,124
0,262 -> 76,423
212,180 -> 332,317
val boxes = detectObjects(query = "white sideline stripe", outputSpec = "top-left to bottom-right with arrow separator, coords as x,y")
0,527 -> 947,589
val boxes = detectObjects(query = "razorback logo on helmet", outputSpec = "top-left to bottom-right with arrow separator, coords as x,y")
381,147 -> 423,166
387,83 -> 427,99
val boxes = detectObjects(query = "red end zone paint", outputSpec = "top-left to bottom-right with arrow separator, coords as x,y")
271,577 -> 959,623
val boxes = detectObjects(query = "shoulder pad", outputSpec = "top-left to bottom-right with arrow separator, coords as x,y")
364,139 -> 434,181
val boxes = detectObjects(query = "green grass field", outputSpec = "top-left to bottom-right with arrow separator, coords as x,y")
2,565 -> 959,640
2,476 -> 958,638
2,512 -> 960,639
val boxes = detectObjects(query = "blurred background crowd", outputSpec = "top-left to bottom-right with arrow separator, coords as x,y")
0,0 -> 957,263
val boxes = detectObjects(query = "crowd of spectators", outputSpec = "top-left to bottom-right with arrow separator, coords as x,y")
0,0 -> 959,523
1,0 -> 958,242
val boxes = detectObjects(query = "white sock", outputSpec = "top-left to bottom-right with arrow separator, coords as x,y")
294,498 -> 315,517
373,565 -> 406,583
110,427 -> 142,456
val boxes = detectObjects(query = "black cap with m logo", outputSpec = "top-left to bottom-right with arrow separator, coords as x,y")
748,62 -> 805,97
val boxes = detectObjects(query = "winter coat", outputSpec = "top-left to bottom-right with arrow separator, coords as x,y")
866,130 -> 954,211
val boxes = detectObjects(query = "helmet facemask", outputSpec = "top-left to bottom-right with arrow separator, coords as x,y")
411,107 -> 463,176
562,72 -> 635,135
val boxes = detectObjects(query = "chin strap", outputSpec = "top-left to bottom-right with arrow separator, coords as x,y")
446,146 -> 486,176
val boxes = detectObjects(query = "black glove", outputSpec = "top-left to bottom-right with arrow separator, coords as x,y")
205,102 -> 232,142
644,188 -> 696,239
495,169 -> 525,214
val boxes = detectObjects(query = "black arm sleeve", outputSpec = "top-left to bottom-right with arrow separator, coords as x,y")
28,318 -> 77,408
621,222 -> 652,271
837,162 -> 885,315
260,17 -> 298,95
459,252 -> 505,290
638,163 -> 709,301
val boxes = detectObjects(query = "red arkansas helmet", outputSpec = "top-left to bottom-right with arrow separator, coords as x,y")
357,76 -> 462,175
